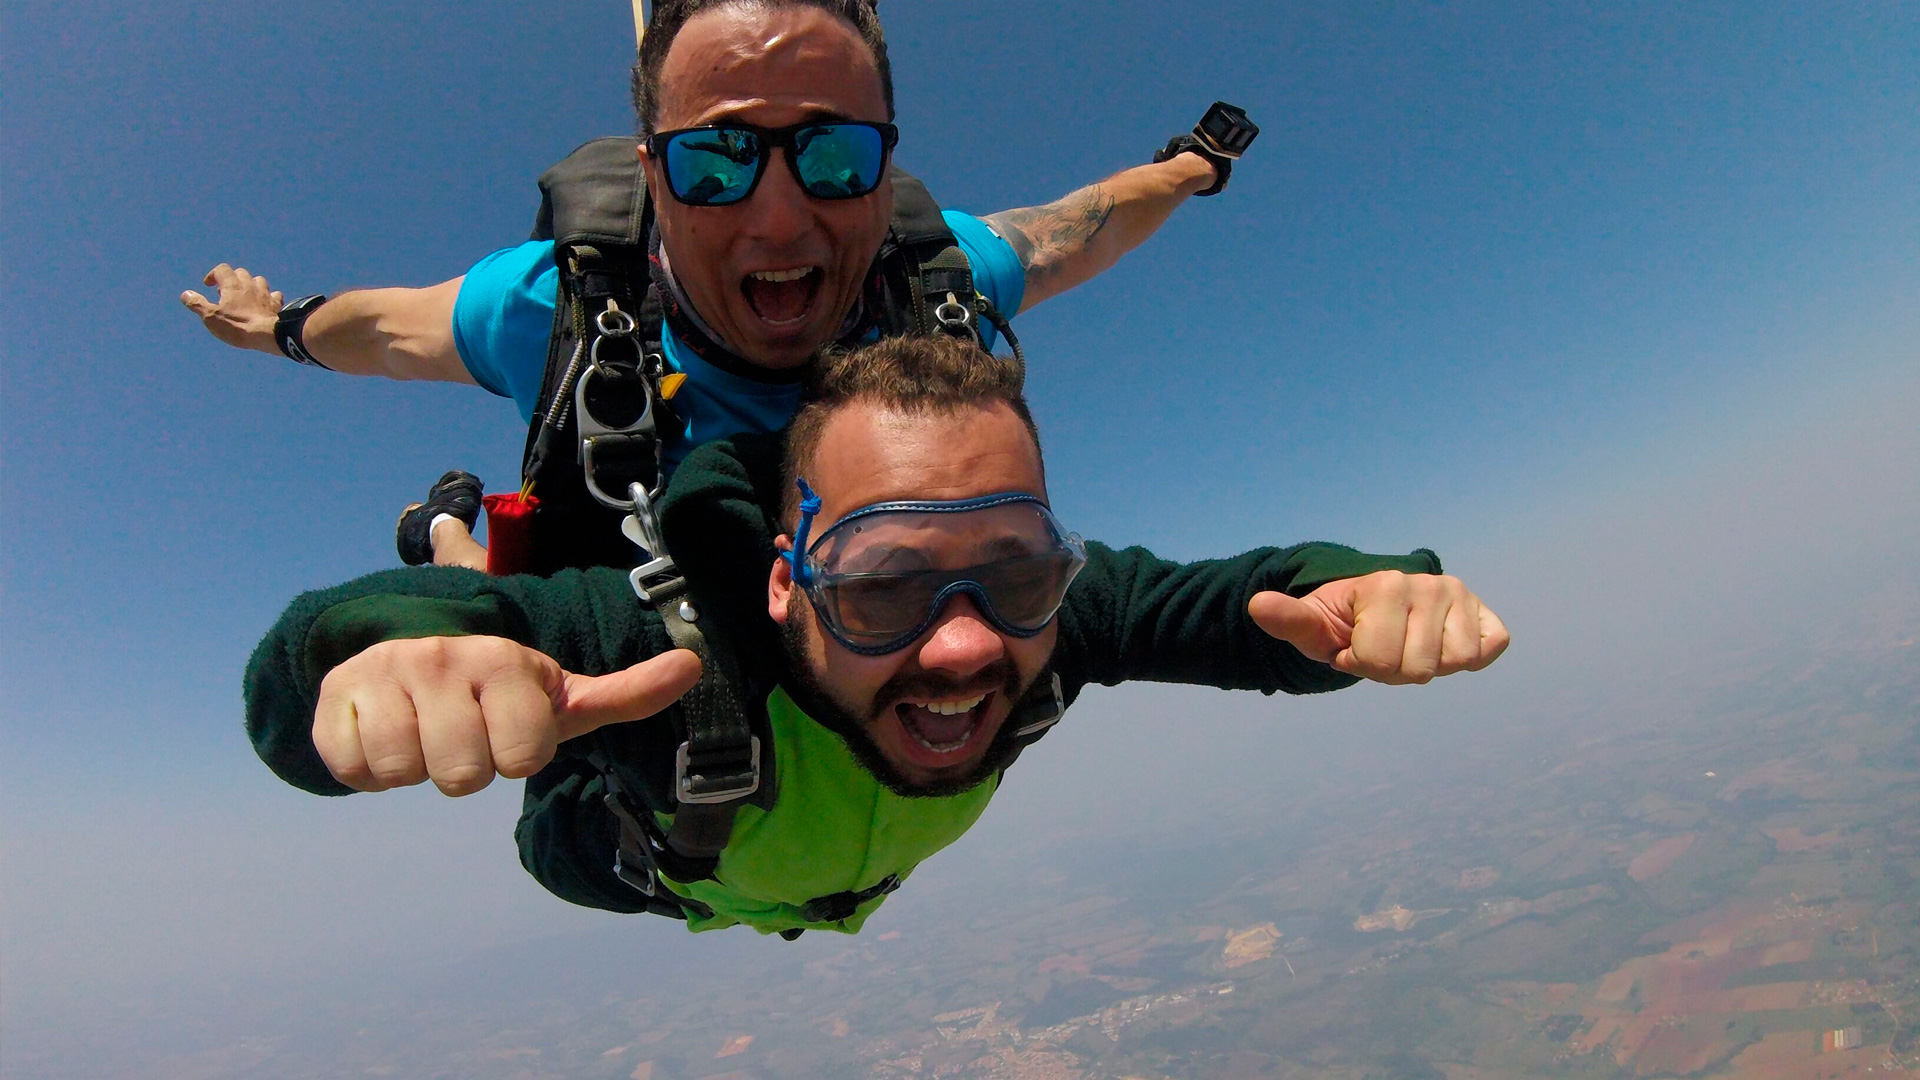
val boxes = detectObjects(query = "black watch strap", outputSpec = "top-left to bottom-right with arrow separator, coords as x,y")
1155,134 -> 1232,197
274,294 -> 332,369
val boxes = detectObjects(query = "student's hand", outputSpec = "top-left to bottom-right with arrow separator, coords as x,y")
313,636 -> 703,795
1248,571 -> 1509,685
180,263 -> 283,354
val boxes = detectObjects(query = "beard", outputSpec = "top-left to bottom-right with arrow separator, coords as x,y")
778,600 -> 1036,799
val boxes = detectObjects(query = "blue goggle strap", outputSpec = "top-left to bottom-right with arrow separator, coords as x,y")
785,477 -> 825,589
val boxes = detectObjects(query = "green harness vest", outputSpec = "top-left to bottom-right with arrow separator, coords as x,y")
657,688 -> 998,935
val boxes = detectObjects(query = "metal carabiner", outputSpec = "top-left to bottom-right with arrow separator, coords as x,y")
623,480 -> 665,554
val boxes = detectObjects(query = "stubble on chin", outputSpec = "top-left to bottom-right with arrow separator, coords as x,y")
776,598 -> 1032,799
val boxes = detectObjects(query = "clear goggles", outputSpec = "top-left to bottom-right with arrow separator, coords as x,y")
785,480 -> 1088,656
644,120 -> 899,207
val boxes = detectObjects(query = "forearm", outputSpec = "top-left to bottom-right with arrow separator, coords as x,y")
1054,541 -> 1444,698
300,279 -> 475,384
986,154 -> 1216,313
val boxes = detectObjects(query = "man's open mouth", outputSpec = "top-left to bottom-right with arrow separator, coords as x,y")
741,266 -> 823,326
894,692 -> 992,757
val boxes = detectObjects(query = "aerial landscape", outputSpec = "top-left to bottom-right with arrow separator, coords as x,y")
44,599 -> 1914,1080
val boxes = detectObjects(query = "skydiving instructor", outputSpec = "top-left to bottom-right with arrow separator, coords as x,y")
182,0 -> 1253,570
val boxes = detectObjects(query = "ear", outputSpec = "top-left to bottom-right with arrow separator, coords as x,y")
768,535 -> 795,624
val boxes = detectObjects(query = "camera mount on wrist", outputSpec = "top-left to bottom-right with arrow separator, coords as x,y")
1154,101 -> 1260,197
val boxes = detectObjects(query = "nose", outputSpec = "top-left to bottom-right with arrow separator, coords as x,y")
743,148 -> 813,243
913,595 -> 1006,680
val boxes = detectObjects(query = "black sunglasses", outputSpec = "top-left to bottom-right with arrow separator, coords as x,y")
645,120 -> 900,207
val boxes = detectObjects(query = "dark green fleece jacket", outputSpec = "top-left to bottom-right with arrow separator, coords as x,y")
244,433 -> 1440,927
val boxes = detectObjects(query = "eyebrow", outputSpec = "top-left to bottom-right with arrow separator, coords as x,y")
694,106 -> 857,127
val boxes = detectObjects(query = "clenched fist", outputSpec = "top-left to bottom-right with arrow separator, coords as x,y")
314,636 -> 703,795
1249,571 -> 1509,685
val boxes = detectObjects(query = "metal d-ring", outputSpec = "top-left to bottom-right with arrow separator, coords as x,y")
933,291 -> 974,333
595,304 -> 637,338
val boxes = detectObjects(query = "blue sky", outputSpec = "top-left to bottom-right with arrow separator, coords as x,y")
3,1 -> 1917,1072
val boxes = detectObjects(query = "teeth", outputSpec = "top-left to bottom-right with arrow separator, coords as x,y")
917,694 -> 985,717
749,267 -> 813,283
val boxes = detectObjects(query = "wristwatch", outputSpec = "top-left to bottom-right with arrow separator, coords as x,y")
274,294 -> 331,369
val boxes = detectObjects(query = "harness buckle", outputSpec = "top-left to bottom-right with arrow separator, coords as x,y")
675,736 -> 762,804
613,846 -> 661,897
602,787 -> 663,897
799,874 -> 901,923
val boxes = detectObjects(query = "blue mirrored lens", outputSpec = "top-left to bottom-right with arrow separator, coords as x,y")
664,128 -> 763,206
792,124 -> 886,198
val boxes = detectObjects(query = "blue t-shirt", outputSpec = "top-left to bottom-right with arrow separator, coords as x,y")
452,211 -> 1025,472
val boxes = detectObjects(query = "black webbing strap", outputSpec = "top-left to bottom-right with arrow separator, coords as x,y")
521,136 -> 658,516
629,548 -> 769,878
589,743 -> 715,920
875,171 -> 983,343
800,873 -> 902,924
997,671 -> 1065,772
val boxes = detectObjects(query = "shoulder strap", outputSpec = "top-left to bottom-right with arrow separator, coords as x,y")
524,140 -> 769,893
870,169 -> 986,343
515,140 -> 671,579
997,671 -> 1064,773
532,136 -> 651,246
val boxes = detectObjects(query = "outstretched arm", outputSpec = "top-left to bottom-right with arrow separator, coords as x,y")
182,263 -> 475,384
984,152 -> 1218,313
1052,541 -> 1507,700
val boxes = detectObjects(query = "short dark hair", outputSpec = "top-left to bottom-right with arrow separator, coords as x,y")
632,0 -> 895,137
782,336 -> 1042,526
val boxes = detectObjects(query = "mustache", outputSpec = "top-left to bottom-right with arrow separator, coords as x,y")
873,661 -> 1019,712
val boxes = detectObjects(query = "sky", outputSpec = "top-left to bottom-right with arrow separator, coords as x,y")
2,1 -> 1917,1073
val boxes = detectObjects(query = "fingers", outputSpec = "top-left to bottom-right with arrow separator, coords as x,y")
310,638 -> 706,799
554,649 -> 703,741
479,673 -> 562,780
311,636 -> 568,797
355,679 -> 429,789
1325,572 -> 1509,685
314,674 -> 382,791
1334,574 -> 1411,683
415,683 -> 494,796
1475,605 -> 1512,670
1399,587 -> 1446,684
1440,594 -> 1483,672
180,290 -> 216,317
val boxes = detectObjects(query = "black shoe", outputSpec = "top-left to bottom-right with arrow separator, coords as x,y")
396,470 -> 483,566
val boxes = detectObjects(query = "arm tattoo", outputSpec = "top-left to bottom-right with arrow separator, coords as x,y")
986,184 -> 1117,290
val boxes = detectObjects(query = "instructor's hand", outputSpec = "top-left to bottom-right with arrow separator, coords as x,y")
180,263 -> 283,354
1248,571 -> 1509,685
314,636 -> 703,796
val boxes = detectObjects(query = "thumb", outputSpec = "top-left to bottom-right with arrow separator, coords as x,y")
180,290 -> 216,317
1247,588 -> 1353,663
553,648 -> 703,741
